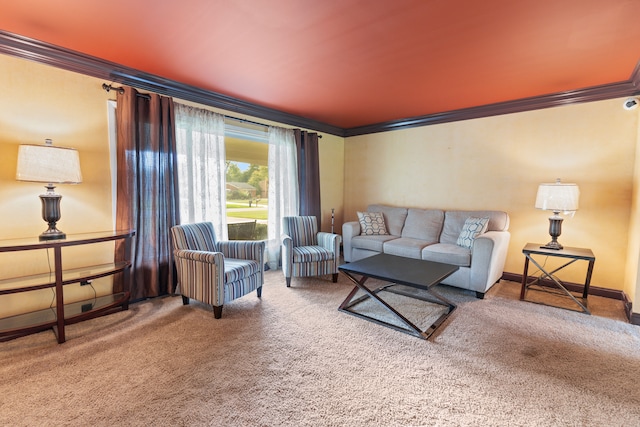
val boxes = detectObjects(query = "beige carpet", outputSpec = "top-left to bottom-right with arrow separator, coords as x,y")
1,271 -> 639,426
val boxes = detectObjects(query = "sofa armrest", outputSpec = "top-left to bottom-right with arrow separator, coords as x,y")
318,232 -> 342,258
470,231 -> 511,292
342,221 -> 361,262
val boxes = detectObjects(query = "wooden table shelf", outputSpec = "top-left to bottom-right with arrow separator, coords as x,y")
0,230 -> 135,343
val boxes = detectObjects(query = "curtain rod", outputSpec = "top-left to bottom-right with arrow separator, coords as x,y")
225,115 -> 270,129
224,116 -> 321,138
101,83 -> 321,137
102,83 -> 151,99
102,83 -> 124,94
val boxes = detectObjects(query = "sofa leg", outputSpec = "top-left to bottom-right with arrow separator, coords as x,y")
257,286 -> 262,298
213,305 -> 223,319
286,277 -> 291,287
182,295 -> 190,305
475,291 -> 485,299
332,273 -> 338,283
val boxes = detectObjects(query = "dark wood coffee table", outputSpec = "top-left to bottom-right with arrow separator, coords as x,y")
338,253 -> 459,339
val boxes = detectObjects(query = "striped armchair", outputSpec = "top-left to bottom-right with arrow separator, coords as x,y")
281,216 -> 342,287
171,222 -> 265,319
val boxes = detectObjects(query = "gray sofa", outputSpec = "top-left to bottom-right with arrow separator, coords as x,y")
342,204 -> 511,298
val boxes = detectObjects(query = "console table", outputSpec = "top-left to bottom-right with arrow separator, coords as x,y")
520,243 -> 595,314
0,230 -> 135,343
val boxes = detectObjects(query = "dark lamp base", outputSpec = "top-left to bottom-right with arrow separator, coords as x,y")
39,227 -> 66,241
541,215 -> 564,250
39,189 -> 66,241
540,241 -> 563,250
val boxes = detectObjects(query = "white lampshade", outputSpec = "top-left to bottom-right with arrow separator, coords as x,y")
535,179 -> 579,213
16,143 -> 83,184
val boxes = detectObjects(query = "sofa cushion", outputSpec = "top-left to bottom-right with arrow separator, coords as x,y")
352,235 -> 399,252
456,217 -> 490,249
422,243 -> 471,267
383,237 -> 431,259
368,204 -> 408,236
401,208 -> 444,243
440,210 -> 510,244
357,211 -> 389,235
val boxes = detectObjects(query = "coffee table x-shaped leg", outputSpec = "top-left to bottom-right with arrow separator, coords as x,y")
338,271 -> 457,340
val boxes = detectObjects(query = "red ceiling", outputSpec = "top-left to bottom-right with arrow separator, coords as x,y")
1,0 -> 639,129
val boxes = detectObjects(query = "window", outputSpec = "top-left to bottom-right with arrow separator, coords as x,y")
175,110 -> 298,269
224,122 -> 269,240
109,101 -> 291,252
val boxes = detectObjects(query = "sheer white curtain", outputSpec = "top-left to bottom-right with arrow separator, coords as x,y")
175,103 -> 228,239
267,126 -> 299,269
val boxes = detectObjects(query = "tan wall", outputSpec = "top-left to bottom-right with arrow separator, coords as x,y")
628,106 -> 640,305
318,133 -> 345,233
0,54 -> 116,316
344,99 -> 639,296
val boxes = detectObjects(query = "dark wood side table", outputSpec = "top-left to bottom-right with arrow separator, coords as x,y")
0,230 -> 135,343
520,243 -> 595,314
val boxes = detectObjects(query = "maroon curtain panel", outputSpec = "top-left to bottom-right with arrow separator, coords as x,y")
114,87 -> 180,299
293,130 -> 321,228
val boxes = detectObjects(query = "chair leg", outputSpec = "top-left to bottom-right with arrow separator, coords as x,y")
182,295 -> 190,305
332,273 -> 338,283
257,286 -> 262,298
286,277 -> 291,287
213,305 -> 223,319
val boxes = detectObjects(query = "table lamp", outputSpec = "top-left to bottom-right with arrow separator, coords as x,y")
535,178 -> 579,250
16,139 -> 83,240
